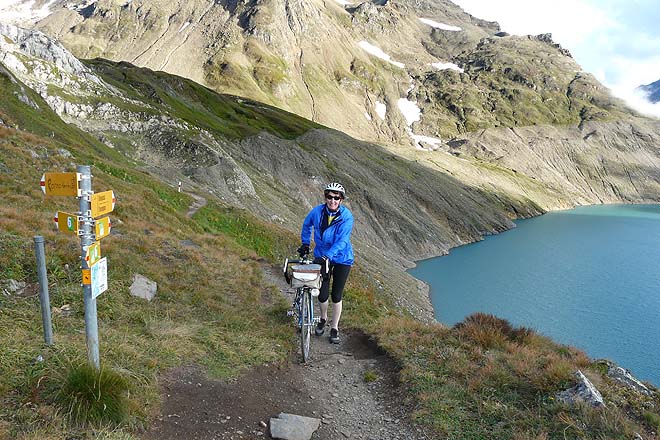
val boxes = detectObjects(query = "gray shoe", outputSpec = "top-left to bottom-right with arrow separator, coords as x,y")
329,328 -> 340,344
315,318 -> 326,336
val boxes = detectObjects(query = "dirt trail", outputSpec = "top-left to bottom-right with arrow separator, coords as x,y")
141,265 -> 429,440
186,192 -> 207,217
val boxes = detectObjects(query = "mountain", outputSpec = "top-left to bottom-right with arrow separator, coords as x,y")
638,79 -> 660,103
0,0 -> 637,149
3,7 -> 660,314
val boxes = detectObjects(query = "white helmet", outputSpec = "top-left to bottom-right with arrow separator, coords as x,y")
324,182 -> 345,198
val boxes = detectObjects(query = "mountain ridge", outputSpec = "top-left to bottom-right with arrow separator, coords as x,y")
20,0 -> 642,149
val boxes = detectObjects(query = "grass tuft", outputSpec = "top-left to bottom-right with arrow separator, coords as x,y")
50,363 -> 129,426
454,312 -> 534,348
363,370 -> 379,383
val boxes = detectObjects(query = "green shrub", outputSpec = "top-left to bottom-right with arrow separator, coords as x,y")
364,370 -> 379,383
52,363 -> 129,426
644,411 -> 660,431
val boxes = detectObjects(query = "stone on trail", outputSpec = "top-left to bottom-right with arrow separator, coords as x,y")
269,413 -> 321,440
129,274 -> 157,301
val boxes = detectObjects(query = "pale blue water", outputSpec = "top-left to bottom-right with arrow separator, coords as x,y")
409,204 -> 660,386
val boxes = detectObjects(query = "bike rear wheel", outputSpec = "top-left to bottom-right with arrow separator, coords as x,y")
300,289 -> 312,362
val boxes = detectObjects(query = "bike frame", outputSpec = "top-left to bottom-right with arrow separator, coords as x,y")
285,256 -> 319,363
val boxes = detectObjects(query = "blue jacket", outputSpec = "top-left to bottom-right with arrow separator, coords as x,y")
301,204 -> 354,266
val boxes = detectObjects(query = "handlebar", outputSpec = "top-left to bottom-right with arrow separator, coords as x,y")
283,254 -> 315,284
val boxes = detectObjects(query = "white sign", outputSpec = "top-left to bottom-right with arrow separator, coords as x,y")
91,257 -> 108,299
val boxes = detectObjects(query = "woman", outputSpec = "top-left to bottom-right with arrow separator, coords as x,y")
298,182 -> 354,344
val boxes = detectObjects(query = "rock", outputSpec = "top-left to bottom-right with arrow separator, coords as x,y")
129,274 -> 157,301
52,304 -> 72,317
269,413 -> 321,440
2,279 -> 26,295
556,370 -> 605,408
607,364 -> 654,396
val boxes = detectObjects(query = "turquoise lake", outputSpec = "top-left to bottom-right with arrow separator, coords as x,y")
409,204 -> 660,386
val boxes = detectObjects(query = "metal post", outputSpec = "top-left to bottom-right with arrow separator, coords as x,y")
78,165 -> 100,369
33,236 -> 53,345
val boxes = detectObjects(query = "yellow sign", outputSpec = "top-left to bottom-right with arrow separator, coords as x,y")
85,242 -> 101,266
54,211 -> 80,235
41,173 -> 80,196
94,217 -> 111,240
91,190 -> 115,218
82,269 -> 91,285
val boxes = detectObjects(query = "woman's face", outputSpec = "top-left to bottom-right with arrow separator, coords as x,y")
324,191 -> 342,212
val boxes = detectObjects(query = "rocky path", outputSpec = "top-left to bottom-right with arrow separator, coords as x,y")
141,265 -> 429,440
186,192 -> 208,217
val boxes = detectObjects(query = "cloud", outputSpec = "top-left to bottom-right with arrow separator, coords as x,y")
452,0 -> 612,47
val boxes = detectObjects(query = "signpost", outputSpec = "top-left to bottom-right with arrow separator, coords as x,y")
94,216 -> 111,240
91,190 -> 115,218
90,257 -> 108,299
85,242 -> 101,266
43,165 -> 116,369
54,211 -> 80,235
40,172 -> 80,196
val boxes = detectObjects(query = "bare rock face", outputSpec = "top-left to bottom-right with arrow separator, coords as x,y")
556,370 -> 605,408
607,363 -> 654,396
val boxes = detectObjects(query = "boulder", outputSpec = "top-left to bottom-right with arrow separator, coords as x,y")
556,370 -> 605,408
129,274 -> 157,301
269,413 -> 321,440
607,365 -> 654,396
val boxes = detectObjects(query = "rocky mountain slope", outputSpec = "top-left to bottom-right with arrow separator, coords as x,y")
0,0 -> 638,149
3,20 -> 660,316
638,79 -> 660,103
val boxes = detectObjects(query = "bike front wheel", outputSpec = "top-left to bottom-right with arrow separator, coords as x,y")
300,289 -> 312,362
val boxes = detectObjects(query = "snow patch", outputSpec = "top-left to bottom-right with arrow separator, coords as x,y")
398,88 -> 443,151
332,0 -> 353,5
397,98 -> 421,126
419,18 -> 462,31
410,130 -> 443,150
358,41 -> 405,68
431,62 -> 464,73
375,101 -> 387,120
178,21 -> 191,33
364,112 -> 372,121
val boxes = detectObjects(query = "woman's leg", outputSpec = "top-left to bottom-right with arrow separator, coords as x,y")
329,265 -> 351,330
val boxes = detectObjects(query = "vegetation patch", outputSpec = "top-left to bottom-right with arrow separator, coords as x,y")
50,363 -> 129,426
374,314 -> 660,439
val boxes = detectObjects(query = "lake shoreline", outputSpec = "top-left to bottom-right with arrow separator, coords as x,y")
409,203 -> 660,387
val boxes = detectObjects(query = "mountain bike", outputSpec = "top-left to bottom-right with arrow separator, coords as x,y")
283,254 -> 322,362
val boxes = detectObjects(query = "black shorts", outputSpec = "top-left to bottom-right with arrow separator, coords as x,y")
318,263 -> 351,304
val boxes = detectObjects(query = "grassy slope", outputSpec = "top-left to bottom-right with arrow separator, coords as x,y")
1,63 -> 659,440
0,69 -> 297,438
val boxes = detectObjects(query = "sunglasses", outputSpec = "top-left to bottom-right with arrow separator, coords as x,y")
325,195 -> 342,201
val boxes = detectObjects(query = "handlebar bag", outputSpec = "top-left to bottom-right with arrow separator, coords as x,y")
290,264 -> 322,289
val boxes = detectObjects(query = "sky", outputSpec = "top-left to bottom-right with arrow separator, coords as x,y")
452,0 -> 660,118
